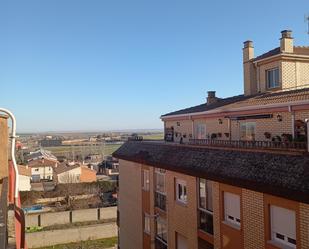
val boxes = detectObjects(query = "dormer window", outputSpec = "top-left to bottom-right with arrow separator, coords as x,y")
266,68 -> 280,89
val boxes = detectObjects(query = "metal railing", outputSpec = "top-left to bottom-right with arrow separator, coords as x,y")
189,139 -> 307,151
154,192 -> 166,211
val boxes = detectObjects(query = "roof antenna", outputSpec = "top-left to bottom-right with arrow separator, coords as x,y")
305,14 -> 309,36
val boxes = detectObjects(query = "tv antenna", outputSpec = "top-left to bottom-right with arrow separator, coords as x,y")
305,14 -> 309,35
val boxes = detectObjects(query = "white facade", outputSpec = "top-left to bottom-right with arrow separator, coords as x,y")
31,166 -> 54,181
19,174 -> 31,191
57,167 -> 81,183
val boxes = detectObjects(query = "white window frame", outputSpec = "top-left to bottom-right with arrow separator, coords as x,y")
176,178 -> 187,204
156,216 -> 168,244
142,169 -> 150,191
195,123 -> 206,139
223,192 -> 241,228
270,205 -> 296,248
155,168 -> 166,194
266,67 -> 280,89
240,122 -> 256,141
144,213 -> 151,234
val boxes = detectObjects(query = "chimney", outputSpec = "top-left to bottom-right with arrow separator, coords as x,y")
280,30 -> 293,53
243,40 -> 257,96
243,40 -> 254,62
207,91 -> 218,105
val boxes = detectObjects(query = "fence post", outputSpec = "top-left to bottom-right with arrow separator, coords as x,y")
38,214 -> 41,227
97,208 -> 101,220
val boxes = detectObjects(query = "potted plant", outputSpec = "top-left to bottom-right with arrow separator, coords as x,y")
224,132 -> 230,138
281,133 -> 293,142
217,133 -> 222,138
211,133 -> 217,139
264,132 -> 271,139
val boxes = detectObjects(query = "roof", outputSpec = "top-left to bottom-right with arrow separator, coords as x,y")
161,87 -> 309,118
27,148 -> 57,162
18,165 -> 31,177
253,46 -> 309,62
28,159 -> 57,168
54,163 -> 80,174
161,94 -> 249,117
113,141 -> 309,204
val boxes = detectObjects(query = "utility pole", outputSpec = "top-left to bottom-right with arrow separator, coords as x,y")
305,14 -> 309,36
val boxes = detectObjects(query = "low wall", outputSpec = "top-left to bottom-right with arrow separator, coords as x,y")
26,222 -> 117,248
25,207 -> 117,227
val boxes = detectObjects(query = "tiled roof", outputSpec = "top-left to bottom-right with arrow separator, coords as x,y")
54,163 -> 80,174
28,159 -> 57,167
253,46 -> 309,61
161,88 -> 309,117
254,47 -> 280,61
223,87 -> 309,109
161,95 -> 249,117
18,165 -> 31,177
113,141 -> 309,204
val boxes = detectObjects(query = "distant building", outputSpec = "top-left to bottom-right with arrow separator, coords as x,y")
54,163 -> 97,184
28,158 -> 57,182
18,165 -> 31,191
39,138 -> 62,147
27,148 -> 58,162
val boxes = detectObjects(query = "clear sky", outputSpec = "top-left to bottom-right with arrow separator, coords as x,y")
1,0 -> 308,132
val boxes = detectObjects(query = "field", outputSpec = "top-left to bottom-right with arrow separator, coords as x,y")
45,143 -> 122,158
142,133 -> 164,140
34,237 -> 117,249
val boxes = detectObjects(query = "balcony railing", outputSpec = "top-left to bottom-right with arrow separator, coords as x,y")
155,237 -> 168,249
155,192 -> 166,211
189,139 -> 307,152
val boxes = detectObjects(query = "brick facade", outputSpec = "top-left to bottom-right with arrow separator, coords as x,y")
299,203 -> 309,249
242,189 -> 265,249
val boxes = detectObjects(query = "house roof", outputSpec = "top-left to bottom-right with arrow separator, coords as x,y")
253,46 -> 309,61
28,158 -> 57,168
18,165 -> 31,177
54,163 -> 80,174
27,148 -> 57,162
113,141 -> 309,204
161,94 -> 249,117
161,87 -> 309,118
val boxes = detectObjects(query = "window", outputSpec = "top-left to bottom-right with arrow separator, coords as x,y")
195,123 -> 206,139
270,205 -> 296,248
155,169 -> 167,211
155,169 -> 166,194
240,122 -> 256,141
156,217 -> 167,244
142,169 -> 150,191
198,179 -> 213,235
176,179 -> 187,204
267,68 -> 280,89
176,233 -> 188,249
224,192 -> 241,227
144,213 -> 151,234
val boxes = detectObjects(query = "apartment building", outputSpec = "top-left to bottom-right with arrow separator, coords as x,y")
114,30 -> 309,249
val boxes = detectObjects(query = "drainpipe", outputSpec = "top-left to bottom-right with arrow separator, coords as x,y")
0,108 -> 19,203
305,118 -> 309,152
228,118 -> 232,141
190,116 -> 194,139
289,106 -> 295,138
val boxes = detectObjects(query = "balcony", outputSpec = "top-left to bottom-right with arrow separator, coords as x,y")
188,139 -> 307,153
155,237 -> 168,249
155,192 -> 166,211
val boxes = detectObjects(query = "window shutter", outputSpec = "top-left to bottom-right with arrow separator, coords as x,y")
224,192 -> 240,220
271,205 -> 296,239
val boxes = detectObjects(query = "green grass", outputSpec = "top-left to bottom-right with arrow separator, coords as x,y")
143,133 -> 164,140
45,144 -> 122,157
33,237 -> 117,249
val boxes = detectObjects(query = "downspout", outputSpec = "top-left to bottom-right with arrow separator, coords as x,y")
228,118 -> 232,141
289,106 -> 295,139
0,108 -> 19,203
190,115 -> 194,140
305,118 -> 309,152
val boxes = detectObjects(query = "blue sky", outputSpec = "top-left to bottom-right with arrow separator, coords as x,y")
0,0 -> 308,132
